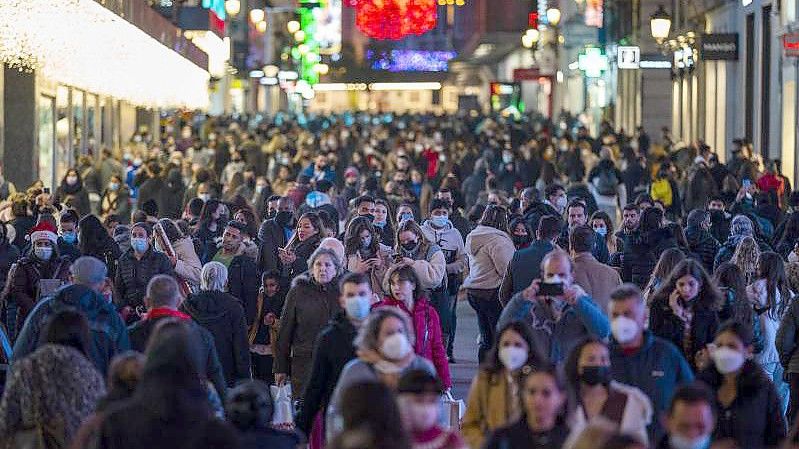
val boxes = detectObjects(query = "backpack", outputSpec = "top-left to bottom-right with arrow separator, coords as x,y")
596,169 -> 619,196
651,178 -> 673,207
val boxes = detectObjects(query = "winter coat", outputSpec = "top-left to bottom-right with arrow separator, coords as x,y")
0,344 -> 106,448
163,168 -> 186,219
296,312 -> 358,434
236,427 -> 303,449
55,183 -> 91,216
648,296 -> 719,369
571,252 -> 621,314
498,293 -> 610,363
9,216 -> 35,249
82,238 -> 122,279
100,186 -> 132,224
565,381 -> 652,447
372,295 -> 452,388
13,284 -> 130,376
621,228 -> 677,287
557,227 -> 610,263
698,361 -> 786,449
284,234 -> 323,280
521,201 -> 560,235
173,237 -> 202,287
275,273 -> 341,400
498,240 -> 557,305
421,220 -> 467,278
483,418 -> 569,449
6,255 -> 71,329
684,226 -> 719,272
463,225 -> 515,290
777,297 -> 799,374
0,241 -> 20,296
610,331 -> 694,443
714,235 -> 773,271
114,248 -> 174,309
210,249 -> 260,325
257,218 -> 289,272
182,290 -> 252,388
195,222 -> 224,264
57,237 -> 82,263
346,243 -> 393,297
462,370 -> 522,449
128,309 -> 226,399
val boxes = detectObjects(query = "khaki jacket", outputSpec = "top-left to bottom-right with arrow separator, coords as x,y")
462,369 -> 520,449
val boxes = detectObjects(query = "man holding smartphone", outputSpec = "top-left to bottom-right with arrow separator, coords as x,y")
498,250 -> 610,363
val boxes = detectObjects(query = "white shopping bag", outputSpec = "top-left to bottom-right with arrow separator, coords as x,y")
270,383 -> 295,430
442,391 -> 465,429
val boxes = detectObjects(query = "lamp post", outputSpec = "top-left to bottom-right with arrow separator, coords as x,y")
650,5 -> 672,44
225,0 -> 241,16
522,28 -> 541,48
546,7 -> 562,117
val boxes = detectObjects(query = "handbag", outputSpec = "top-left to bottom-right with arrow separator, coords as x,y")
270,383 -> 295,430
441,390 -> 465,429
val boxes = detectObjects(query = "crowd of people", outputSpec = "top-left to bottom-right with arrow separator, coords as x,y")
1,111 -> 799,449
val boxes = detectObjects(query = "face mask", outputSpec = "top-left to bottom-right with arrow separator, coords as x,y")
712,347 -> 745,374
198,193 -> 211,202
498,346 -> 528,371
34,246 -> 53,261
380,333 -> 411,360
512,234 -> 531,246
611,316 -> 639,344
594,226 -> 608,236
131,237 -> 149,253
361,213 -> 376,222
61,231 -> 77,245
275,211 -> 294,228
401,240 -> 419,253
399,212 -> 413,223
345,294 -> 371,321
407,402 -> 440,431
502,153 -> 513,164
669,434 -> 711,449
109,182 -> 120,191
66,176 -> 78,186
579,365 -> 612,386
361,236 -> 373,248
430,216 -> 448,228
256,185 -> 266,194
555,196 -> 567,210
373,220 -> 386,228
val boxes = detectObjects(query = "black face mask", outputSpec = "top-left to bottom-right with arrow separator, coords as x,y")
401,240 -> 419,253
361,213 -> 376,223
266,210 -> 277,219
579,366 -> 612,386
275,211 -> 294,228
512,234 -> 531,246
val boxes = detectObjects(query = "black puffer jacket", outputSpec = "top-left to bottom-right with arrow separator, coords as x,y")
114,248 -> 174,309
684,226 -> 719,272
649,296 -> 719,370
621,228 -> 677,287
182,290 -> 252,388
6,254 -> 71,329
698,361 -> 786,449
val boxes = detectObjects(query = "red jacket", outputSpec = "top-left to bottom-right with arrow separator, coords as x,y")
372,296 -> 452,388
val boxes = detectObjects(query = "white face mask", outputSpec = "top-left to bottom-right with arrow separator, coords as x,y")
611,316 -> 639,344
712,347 -> 745,374
669,434 -> 711,449
406,402 -> 440,431
198,193 -> 211,202
498,346 -> 528,371
344,294 -> 371,321
380,333 -> 411,360
66,176 -> 78,186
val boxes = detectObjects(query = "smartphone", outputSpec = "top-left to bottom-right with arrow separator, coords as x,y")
538,282 -> 564,297
43,187 -> 50,194
359,248 -> 376,261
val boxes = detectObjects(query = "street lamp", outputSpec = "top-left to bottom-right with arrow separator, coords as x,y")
546,7 -> 562,26
256,20 -> 267,32
650,5 -> 672,43
287,20 -> 301,34
249,8 -> 265,23
225,0 -> 241,16
522,28 -> 540,48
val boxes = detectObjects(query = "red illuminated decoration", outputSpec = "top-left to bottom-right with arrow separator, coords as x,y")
528,12 -> 538,29
353,0 -> 438,40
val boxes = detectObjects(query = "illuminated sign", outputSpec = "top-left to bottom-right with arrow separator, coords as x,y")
578,47 -> 608,77
489,82 -> 522,113
313,0 -> 342,54
368,50 -> 457,72
617,46 -> 640,69
585,0 -> 603,28
701,33 -> 739,60
202,0 -> 226,20
785,33 -> 799,57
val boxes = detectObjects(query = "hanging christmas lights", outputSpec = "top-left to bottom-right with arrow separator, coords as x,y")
353,0 -> 438,40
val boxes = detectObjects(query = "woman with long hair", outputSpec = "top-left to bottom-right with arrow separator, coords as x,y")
648,259 -> 722,369
157,218 -> 202,288
748,251 -> 792,413
462,321 -> 547,448
100,174 -> 132,224
642,248 -> 685,304
373,198 -> 395,248
714,263 -> 763,352
731,235 -> 761,286
589,210 -> 619,255
329,381 -> 412,449
776,213 -> 799,259
233,207 -> 260,261
463,204 -> 515,362
280,212 -> 326,279
78,214 -> 122,277
195,199 -> 227,264
344,217 -> 391,296
54,168 -> 91,216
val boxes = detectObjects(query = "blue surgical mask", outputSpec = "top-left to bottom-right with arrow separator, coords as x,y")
131,237 -> 148,253
399,212 -> 413,223
430,216 -> 449,228
594,227 -> 608,236
361,236 -> 372,248
345,294 -> 372,321
373,220 -> 386,228
61,231 -> 77,245
669,434 -> 710,449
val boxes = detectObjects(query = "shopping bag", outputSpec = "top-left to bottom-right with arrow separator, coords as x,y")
442,391 -> 465,429
271,383 -> 295,430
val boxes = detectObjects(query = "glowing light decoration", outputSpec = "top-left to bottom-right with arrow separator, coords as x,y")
354,0 -> 438,40
0,0 -> 210,109
367,50 -> 456,71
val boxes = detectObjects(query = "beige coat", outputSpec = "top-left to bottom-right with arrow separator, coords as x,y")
346,243 -> 393,297
462,370 -> 521,449
571,252 -> 621,315
173,237 -> 202,287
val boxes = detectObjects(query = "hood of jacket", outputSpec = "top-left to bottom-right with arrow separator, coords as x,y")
466,225 -> 513,253
684,226 -> 714,246
51,284 -> 109,320
291,271 -> 340,294
183,290 -> 239,322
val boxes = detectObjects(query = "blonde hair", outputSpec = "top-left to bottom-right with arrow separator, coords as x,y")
731,236 -> 760,285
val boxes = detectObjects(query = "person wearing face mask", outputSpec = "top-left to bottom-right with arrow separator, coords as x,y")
621,207 -> 678,287
274,248 -> 343,402
498,250 -> 610,363
648,259 -> 721,371
499,215 -> 561,306
462,321 -> 547,449
397,370 -> 468,449
589,211 -> 620,256
297,272 -> 373,445
608,285 -> 694,443
57,209 -> 82,262
697,322 -> 786,449
683,210 -> 719,273
373,198 -> 396,248
562,338 -> 652,447
394,219 -> 447,291
114,222 -> 174,324
6,221 -> 71,337
344,217 -> 392,297
327,307 -> 435,441
100,174 -> 132,224
557,200 -> 610,264
53,168 -> 91,216
373,265 -> 452,391
258,197 -> 296,272
657,384 -> 717,449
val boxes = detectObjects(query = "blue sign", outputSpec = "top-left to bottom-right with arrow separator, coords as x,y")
202,0 -> 226,20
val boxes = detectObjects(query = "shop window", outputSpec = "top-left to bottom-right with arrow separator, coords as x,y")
56,86 -> 70,183
38,96 -> 56,190
72,89 -> 84,155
